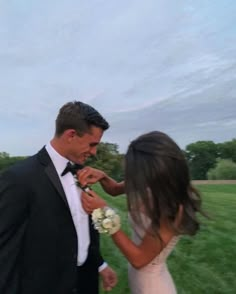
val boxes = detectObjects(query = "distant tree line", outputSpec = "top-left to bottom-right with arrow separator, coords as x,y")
0,144 -> 124,181
0,152 -> 27,172
1,138 -> 236,180
184,139 -> 236,180
85,142 -> 124,181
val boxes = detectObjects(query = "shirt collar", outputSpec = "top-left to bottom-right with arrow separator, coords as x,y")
45,142 -> 68,176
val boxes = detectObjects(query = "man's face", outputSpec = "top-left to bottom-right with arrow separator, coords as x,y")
68,126 -> 103,164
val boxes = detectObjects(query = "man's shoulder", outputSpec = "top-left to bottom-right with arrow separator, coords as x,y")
2,148 -> 45,177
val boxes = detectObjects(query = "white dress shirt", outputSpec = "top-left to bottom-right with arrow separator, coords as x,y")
46,143 -> 90,266
45,143 -> 107,271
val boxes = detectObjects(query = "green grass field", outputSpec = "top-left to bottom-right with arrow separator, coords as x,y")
95,184 -> 236,294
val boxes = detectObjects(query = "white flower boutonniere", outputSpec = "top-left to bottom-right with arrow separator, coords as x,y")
92,207 -> 121,235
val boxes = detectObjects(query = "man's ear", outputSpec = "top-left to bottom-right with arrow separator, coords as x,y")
64,129 -> 76,141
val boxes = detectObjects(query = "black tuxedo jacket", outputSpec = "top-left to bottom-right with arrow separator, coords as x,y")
0,147 -> 103,294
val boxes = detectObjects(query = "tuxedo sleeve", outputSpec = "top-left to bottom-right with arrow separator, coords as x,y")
0,170 -> 29,293
89,216 -> 104,268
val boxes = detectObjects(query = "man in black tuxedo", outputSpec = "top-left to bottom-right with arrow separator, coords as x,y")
0,101 -> 117,294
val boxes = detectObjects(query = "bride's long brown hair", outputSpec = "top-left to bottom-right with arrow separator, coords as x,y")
124,131 -> 203,237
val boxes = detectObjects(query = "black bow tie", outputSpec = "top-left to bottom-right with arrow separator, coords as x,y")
61,162 -> 84,176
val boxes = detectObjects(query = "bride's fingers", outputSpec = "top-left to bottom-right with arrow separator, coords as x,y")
81,200 -> 93,214
81,191 -> 106,210
81,191 -> 92,203
81,196 -> 89,212
77,170 -> 88,185
77,168 -> 95,185
81,191 -> 96,211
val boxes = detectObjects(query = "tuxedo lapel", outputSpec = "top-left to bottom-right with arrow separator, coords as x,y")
37,147 -> 69,208
45,162 -> 69,208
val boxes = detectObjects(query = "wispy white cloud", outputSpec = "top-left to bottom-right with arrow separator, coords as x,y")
196,119 -> 236,128
0,0 -> 236,155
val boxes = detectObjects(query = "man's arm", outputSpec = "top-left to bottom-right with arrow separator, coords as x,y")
77,167 -> 125,196
99,266 -> 117,292
0,170 -> 29,293
89,216 -> 118,291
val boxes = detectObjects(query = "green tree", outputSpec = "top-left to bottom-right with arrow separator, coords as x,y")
185,141 -> 218,180
86,142 -> 124,181
207,159 -> 236,180
0,155 -> 26,172
0,152 -> 10,158
217,139 -> 236,163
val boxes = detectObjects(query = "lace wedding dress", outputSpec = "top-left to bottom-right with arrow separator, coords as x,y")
128,216 -> 179,294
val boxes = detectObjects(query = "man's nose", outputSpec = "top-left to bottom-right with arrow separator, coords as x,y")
90,146 -> 97,156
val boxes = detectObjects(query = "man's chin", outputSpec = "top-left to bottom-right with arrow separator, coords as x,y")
76,159 -> 85,165
76,155 -> 90,165
77,157 -> 88,165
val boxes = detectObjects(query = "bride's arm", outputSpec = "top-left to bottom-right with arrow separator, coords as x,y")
81,190 -> 175,269
111,225 -> 175,269
77,167 -> 125,196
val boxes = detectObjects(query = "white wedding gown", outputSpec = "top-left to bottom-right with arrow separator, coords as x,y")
128,215 -> 179,294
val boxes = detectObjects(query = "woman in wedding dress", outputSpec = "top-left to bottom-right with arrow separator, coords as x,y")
79,131 -> 203,294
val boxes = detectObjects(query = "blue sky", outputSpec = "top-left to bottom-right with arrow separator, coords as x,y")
0,0 -> 236,155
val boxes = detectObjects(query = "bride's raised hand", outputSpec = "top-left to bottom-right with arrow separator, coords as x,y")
81,190 -> 106,214
77,167 -> 105,187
